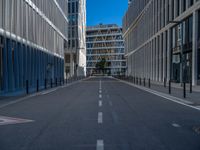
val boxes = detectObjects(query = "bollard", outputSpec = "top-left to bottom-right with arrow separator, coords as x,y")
190,79 -> 192,93
148,78 -> 151,88
60,77 -> 62,86
164,78 -> 166,88
56,78 -> 57,86
51,78 -> 53,88
66,78 -> 68,84
144,78 -> 146,87
183,82 -> 186,98
134,77 -> 135,84
37,79 -> 39,92
45,78 -> 47,89
140,78 -> 142,85
26,80 -> 29,94
169,80 -> 171,94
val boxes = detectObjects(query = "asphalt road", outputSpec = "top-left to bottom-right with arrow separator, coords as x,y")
0,77 -> 200,150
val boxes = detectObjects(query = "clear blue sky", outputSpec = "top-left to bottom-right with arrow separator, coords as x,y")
86,0 -> 128,27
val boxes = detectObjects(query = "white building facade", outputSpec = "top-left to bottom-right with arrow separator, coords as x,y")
65,0 -> 86,77
0,0 -> 68,94
123,0 -> 200,85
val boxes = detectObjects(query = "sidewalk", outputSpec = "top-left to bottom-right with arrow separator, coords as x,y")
118,77 -> 200,106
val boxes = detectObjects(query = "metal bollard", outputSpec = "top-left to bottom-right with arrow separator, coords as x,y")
51,78 -> 53,88
26,80 -> 29,94
144,78 -> 146,87
37,79 -> 39,92
164,78 -> 166,88
190,79 -> 192,93
140,78 -> 142,85
56,78 -> 57,86
45,78 -> 47,89
183,82 -> 186,98
148,78 -> 151,88
169,80 -> 171,94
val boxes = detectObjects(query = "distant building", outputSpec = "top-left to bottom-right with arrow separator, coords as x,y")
0,0 -> 68,94
86,24 -> 126,75
65,0 -> 86,78
123,0 -> 200,85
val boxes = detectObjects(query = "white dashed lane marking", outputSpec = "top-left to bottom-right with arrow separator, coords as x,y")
99,101 -> 102,107
99,94 -> 102,99
172,123 -> 181,128
98,112 -> 103,124
96,140 -> 104,150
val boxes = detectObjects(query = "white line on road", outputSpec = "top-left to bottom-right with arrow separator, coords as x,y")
99,90 -> 102,94
96,140 -> 104,150
98,112 -> 103,124
172,123 -> 181,128
99,94 -> 102,99
99,80 -> 102,90
99,100 -> 102,107
116,79 -> 200,111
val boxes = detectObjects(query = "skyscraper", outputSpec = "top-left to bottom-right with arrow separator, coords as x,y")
65,0 -> 86,77
0,0 -> 68,94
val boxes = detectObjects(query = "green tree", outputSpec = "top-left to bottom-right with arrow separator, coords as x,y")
95,58 -> 107,74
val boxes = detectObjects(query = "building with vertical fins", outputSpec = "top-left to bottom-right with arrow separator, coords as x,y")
0,0 -> 68,95
123,0 -> 200,85
65,0 -> 86,77
86,24 -> 126,76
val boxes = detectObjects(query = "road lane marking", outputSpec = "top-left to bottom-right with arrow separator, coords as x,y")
116,78 -> 200,111
172,123 -> 181,128
96,140 -> 104,150
98,112 -> 103,124
99,80 -> 102,90
0,116 -> 34,126
40,89 -> 57,95
99,101 -> 102,107
99,94 -> 102,99
99,90 -> 102,94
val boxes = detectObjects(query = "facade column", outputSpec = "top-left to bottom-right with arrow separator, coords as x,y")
192,11 -> 198,85
70,53 -> 74,77
163,32 -> 167,80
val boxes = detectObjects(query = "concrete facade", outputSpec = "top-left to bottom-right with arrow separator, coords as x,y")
123,0 -> 200,85
65,0 -> 86,78
86,24 -> 126,76
0,0 -> 68,94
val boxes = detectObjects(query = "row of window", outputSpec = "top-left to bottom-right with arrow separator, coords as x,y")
0,0 -> 67,56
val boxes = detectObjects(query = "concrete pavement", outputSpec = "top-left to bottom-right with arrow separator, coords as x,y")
0,77 -> 200,150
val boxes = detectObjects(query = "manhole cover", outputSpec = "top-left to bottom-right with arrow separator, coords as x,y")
193,126 -> 200,134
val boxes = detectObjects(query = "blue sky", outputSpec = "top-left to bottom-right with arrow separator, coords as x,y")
86,0 -> 128,27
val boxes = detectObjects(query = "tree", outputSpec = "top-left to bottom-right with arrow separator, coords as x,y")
95,58 -> 107,74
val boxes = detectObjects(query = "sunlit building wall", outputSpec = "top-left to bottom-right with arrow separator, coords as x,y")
123,0 -> 200,85
65,0 -> 86,77
0,0 -> 68,94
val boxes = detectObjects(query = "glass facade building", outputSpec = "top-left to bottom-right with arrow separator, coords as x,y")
123,0 -> 200,85
0,0 -> 68,95
65,0 -> 86,77
86,24 -> 126,76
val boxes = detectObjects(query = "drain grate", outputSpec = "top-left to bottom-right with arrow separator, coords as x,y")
193,126 -> 200,134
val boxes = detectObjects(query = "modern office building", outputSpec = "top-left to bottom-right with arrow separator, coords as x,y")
123,0 -> 200,85
86,24 -> 126,75
0,0 -> 68,94
65,0 -> 86,77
